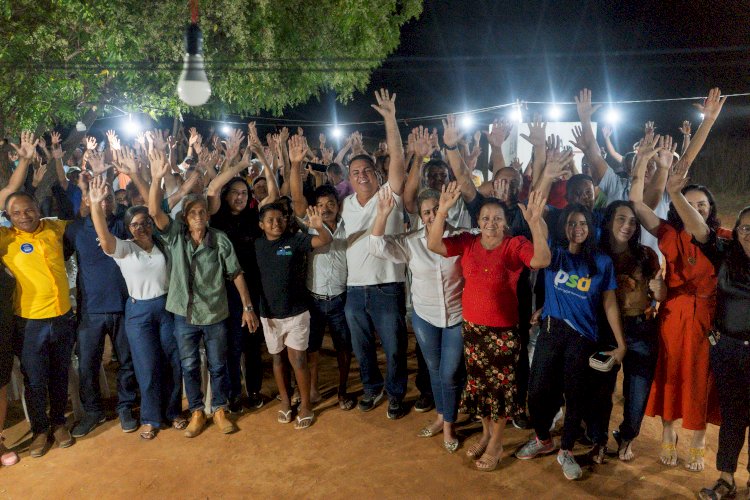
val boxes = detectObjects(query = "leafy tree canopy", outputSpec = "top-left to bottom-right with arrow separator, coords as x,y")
0,0 -> 422,135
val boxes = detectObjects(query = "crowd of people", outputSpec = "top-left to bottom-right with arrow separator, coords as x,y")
0,86 -> 748,497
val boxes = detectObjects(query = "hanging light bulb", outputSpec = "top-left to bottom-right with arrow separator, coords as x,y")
177,22 -> 211,106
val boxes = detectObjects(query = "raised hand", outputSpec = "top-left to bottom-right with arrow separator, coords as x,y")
376,183 -> 396,217
519,189 -> 548,226
655,135 -> 676,169
87,150 -> 109,176
569,125 -> 586,151
114,146 -> 138,176
665,167 -> 688,195
371,88 -> 397,119
306,205 -> 324,230
414,126 -> 431,157
288,134 -> 309,164
429,128 -> 440,152
543,147 -> 574,180
10,131 -> 39,159
678,121 -> 692,136
466,141 -> 482,170
152,129 -> 168,152
32,164 -> 48,187
321,146 -> 333,164
574,88 -> 601,121
694,87 -> 727,122
86,136 -> 98,151
493,177 -> 510,201
518,114 -> 545,147
441,114 -> 460,148
50,131 -> 61,145
438,181 -> 461,213
278,127 -> 290,144
134,132 -> 146,150
636,133 -> 662,161
88,174 -> 110,204
148,150 -> 169,179
601,124 -> 613,139
224,128 -> 245,161
648,275 -> 666,299
188,127 -> 200,146
545,134 -> 562,155
644,121 -> 656,137
319,133 -> 326,148
106,130 -> 121,151
509,157 -> 522,171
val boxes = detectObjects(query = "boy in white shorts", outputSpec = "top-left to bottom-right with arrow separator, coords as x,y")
254,202 -> 332,429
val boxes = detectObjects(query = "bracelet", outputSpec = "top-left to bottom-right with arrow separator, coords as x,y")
243,304 -> 254,313
444,144 -> 458,151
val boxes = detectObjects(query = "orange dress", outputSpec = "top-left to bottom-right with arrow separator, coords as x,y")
645,221 -> 720,430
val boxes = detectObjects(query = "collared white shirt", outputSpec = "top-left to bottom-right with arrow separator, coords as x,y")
409,197 -> 472,231
307,220 -> 348,297
342,188 -> 406,286
106,238 -> 169,300
368,227 -> 463,328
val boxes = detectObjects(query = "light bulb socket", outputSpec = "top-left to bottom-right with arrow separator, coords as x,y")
185,23 -> 203,55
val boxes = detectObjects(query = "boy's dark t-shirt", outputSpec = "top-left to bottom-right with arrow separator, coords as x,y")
254,232 -> 314,319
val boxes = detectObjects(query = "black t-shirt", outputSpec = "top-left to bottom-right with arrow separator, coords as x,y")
211,206 -> 261,294
254,232 -> 314,319
697,231 -> 750,338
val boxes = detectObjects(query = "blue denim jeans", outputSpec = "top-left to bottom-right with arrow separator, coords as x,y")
76,312 -> 138,416
309,293 -> 352,353
411,312 -> 465,422
617,316 -> 658,441
14,311 -> 76,434
173,315 -> 229,412
345,283 -> 408,401
225,286 -> 263,402
125,296 -> 182,427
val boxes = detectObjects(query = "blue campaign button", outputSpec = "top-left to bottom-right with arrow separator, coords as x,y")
20,243 -> 34,254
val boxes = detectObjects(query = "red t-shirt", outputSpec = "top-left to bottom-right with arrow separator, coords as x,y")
443,233 -> 534,328
519,176 -> 567,209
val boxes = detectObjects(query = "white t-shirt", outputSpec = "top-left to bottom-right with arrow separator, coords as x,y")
341,188 -> 406,286
106,238 -> 169,300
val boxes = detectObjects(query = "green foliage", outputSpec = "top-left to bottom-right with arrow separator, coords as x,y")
0,0 -> 422,134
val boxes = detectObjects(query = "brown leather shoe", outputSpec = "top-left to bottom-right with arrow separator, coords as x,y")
213,408 -> 236,434
183,410 -> 206,438
29,432 -> 50,458
53,426 -> 74,448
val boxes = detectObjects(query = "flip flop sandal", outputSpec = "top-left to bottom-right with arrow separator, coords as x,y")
659,435 -> 678,466
443,439 -> 459,453
338,396 -> 357,411
475,452 -> 500,472
172,418 -> 188,430
466,442 -> 487,460
140,427 -> 157,440
417,427 -> 436,438
294,415 -> 315,430
277,410 -> 293,424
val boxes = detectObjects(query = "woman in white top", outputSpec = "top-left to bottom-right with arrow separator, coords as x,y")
88,176 -> 183,440
369,186 -> 465,452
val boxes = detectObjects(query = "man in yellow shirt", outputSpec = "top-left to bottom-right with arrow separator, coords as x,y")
0,190 -> 76,458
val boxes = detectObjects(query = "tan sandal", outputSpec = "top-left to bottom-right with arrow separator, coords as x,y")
466,441 -> 487,460
475,451 -> 501,472
659,435 -> 678,466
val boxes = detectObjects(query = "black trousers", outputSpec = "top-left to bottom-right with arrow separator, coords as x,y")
528,317 -> 594,450
710,333 -> 750,473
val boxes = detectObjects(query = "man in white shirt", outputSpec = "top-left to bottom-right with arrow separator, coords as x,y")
342,89 -> 409,419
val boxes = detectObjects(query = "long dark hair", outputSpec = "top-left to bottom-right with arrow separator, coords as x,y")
556,203 -> 599,276
726,206 -> 750,282
123,205 -> 168,261
667,184 -> 720,231
601,200 -> 653,277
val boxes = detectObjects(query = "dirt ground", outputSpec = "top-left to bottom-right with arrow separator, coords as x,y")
0,334 -> 743,499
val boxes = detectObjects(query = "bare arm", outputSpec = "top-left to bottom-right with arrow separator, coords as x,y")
666,163 -> 710,243
403,127 -> 431,214
371,89 -> 405,194
232,273 -> 259,333
426,182 -> 461,257
573,89 -> 608,185
287,135 -> 309,217
88,175 -> 117,254
442,115 -> 478,203
643,135 -> 676,210
0,132 -> 37,208
306,206 -> 333,249
147,151 -> 171,231
518,190 -> 551,269
601,125 -> 623,164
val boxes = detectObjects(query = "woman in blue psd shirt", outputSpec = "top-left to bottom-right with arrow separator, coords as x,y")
515,204 -> 627,481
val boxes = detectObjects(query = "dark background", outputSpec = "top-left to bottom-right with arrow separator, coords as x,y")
97,1 -> 750,148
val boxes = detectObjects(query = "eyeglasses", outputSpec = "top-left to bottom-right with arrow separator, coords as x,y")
129,221 -> 153,230
738,224 -> 750,235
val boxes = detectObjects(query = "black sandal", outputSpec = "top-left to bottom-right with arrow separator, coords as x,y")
698,478 -> 737,500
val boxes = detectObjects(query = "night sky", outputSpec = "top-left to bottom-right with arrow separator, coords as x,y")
280,0 -> 750,143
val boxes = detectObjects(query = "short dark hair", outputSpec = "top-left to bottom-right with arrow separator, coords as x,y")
565,174 -> 594,201
313,184 -> 339,205
326,162 -> 344,176
416,188 -> 440,213
258,201 -> 286,220
348,154 -> 375,169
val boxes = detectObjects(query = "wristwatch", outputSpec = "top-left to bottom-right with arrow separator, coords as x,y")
243,304 -> 254,313
444,144 -> 458,151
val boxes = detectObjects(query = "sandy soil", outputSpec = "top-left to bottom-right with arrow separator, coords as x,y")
0,334 -> 742,499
